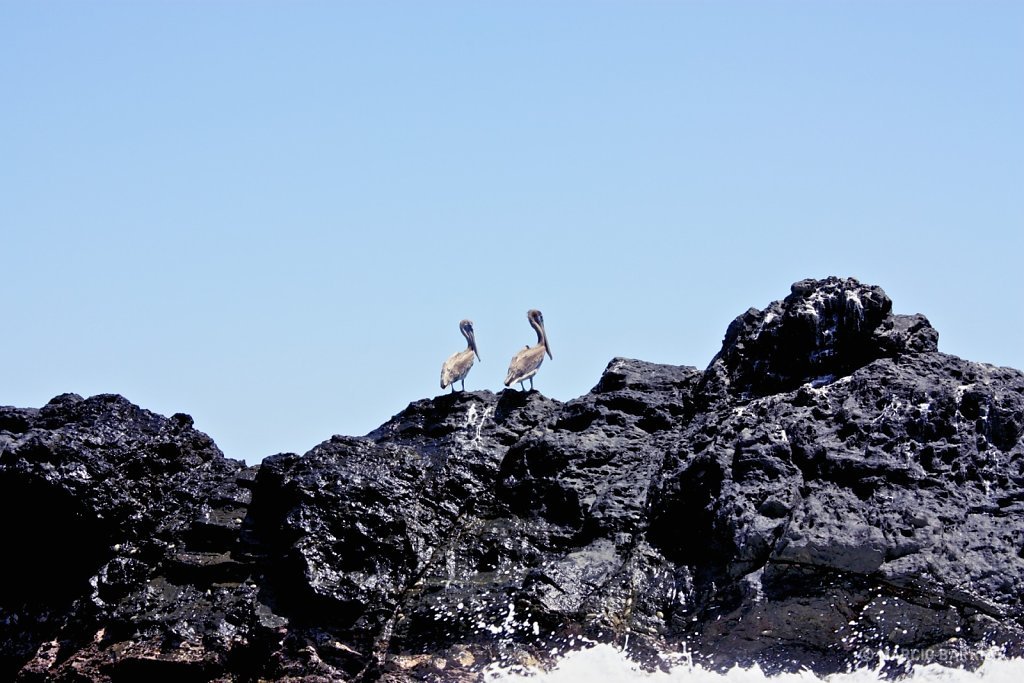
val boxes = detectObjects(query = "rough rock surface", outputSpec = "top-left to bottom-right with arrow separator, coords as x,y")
2,276 -> 1023,681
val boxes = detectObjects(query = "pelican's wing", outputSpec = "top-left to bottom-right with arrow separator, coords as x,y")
504,345 -> 545,386
441,349 -> 476,388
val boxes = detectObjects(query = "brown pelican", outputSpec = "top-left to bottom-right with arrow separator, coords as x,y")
441,319 -> 480,392
504,309 -> 552,391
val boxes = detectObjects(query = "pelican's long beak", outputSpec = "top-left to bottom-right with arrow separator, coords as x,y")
470,334 -> 481,362
544,336 -> 553,360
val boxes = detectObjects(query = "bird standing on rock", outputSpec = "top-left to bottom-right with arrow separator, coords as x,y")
504,309 -> 552,391
441,320 -> 480,392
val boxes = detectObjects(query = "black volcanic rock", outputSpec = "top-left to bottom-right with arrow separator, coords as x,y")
0,393 -> 262,681
2,276 -> 1023,681
701,277 -> 939,401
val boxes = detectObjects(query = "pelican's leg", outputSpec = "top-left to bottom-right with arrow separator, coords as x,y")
461,378 -> 466,391
518,381 -> 526,391
529,377 -> 534,391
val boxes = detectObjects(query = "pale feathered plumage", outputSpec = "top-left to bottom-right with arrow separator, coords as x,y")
441,319 -> 480,392
504,309 -> 552,391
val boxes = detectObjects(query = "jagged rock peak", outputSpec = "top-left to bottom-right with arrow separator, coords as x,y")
703,276 -> 939,399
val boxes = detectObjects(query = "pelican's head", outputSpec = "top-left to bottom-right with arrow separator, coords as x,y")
460,319 -> 481,361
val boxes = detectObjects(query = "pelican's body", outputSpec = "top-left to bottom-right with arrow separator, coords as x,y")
504,309 -> 552,391
441,319 -> 480,392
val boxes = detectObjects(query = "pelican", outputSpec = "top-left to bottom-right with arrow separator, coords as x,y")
441,319 -> 481,392
504,309 -> 552,391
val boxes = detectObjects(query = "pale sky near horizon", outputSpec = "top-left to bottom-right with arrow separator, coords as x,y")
3,1 -> 1022,464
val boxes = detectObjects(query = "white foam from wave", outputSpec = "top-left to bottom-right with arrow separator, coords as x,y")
483,644 -> 1024,683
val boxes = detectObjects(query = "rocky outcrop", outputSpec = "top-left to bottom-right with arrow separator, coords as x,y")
2,276 -> 1023,681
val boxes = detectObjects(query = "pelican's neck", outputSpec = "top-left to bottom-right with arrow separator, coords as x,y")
462,328 -> 475,352
531,319 -> 546,348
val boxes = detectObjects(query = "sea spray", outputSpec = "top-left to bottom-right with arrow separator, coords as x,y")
483,644 -> 1024,683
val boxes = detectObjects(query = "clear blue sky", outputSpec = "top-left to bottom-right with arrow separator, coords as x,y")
3,1 -> 1022,464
